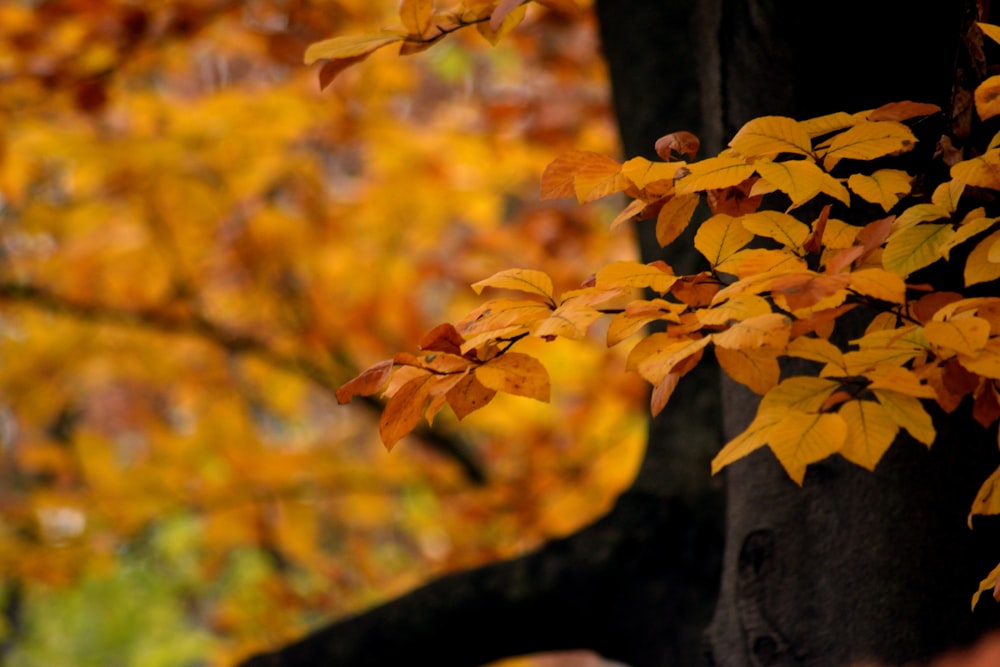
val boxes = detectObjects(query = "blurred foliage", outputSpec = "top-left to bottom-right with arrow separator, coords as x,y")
0,0 -> 645,663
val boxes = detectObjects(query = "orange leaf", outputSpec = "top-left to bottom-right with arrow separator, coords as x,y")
400,0 -> 434,36
474,352 -> 550,402
419,323 -> 466,355
655,193 -> 700,246
712,312 -> 791,351
304,32 -> 405,65
675,157 -> 755,194
336,360 -> 393,404
379,373 -> 433,450
650,372 -> 680,416
628,334 -> 710,384
694,214 -> 754,268
866,101 -> 941,122
596,260 -> 677,294
976,75 -> 1000,122
729,115 -> 813,158
490,0 -> 524,31
471,268 -> 555,301
715,346 -> 780,395
655,131 -> 700,160
446,373 -> 497,420
318,56 -> 367,89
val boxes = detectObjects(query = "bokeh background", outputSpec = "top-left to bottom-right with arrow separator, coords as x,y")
0,1 -> 648,664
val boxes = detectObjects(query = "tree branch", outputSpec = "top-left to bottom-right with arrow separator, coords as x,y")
236,489 -> 723,667
0,281 -> 486,484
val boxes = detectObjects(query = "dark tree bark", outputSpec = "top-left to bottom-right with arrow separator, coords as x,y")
238,1 -> 1000,666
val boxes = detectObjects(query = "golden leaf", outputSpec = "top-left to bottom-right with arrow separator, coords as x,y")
969,465 -> 1000,528
872,389 -> 936,446
399,0 -> 434,36
820,121 -> 917,170
760,376 -> 842,413
729,116 -> 813,158
650,372 -> 680,416
768,410 -> 848,485
979,21 -> 1000,45
838,399 -> 900,471
785,336 -> 846,370
621,156 -> 684,190
474,352 -> 550,402
716,248 -> 807,278
799,111 -> 857,138
958,339 -> 1000,379
976,75 -> 1000,122
697,294 -> 772,326
965,229 -> 1000,286
655,193 -> 700,247
596,260 -> 677,294
540,150 -> 623,201
752,159 -> 825,208
711,410 -> 784,474
304,31 -> 405,65
446,373 -> 497,420
471,268 -> 555,301
847,169 -> 912,211
674,157 -> 755,194
458,298 -> 552,338
925,317 -> 992,357
951,150 -> 1000,190
846,268 -> 906,304
336,359 -> 393,404
694,214 -> 754,268
740,210 -> 811,250
882,223 -> 955,277
379,373 -> 433,450
628,334 -> 710,384
715,346 -> 780,395
972,560 -> 1000,611
712,312 -> 791,351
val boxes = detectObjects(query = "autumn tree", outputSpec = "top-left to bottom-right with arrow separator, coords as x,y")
241,1 -> 1000,667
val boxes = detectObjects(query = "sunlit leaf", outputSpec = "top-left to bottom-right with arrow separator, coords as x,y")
882,223 -> 955,277
628,334 -> 710,384
540,150 -> 624,201
838,399 -> 899,471
711,409 -> 784,474
474,352 -> 550,402
596,260 -> 677,294
675,157 -> 755,194
304,31 -> 405,65
621,156 -> 684,190
472,268 -> 555,301
740,210 -> 811,250
400,0 -> 434,36
847,169 -> 912,211
751,159 -> 828,208
715,346 -> 780,395
379,373 -> 433,450
768,410 -> 848,485
694,214 -> 754,268
820,121 -> 916,170
712,312 -> 791,351
729,116 -> 813,158
655,193 -> 700,247
760,376 -> 842,413
873,389 -> 936,446
336,359 -> 393,404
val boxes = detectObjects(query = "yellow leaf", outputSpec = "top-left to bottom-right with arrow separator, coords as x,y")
606,299 -> 685,346
873,389 -> 936,446
979,21 -> 1000,45
621,156 -> 684,190
650,372 -> 680,416
847,169 -> 912,211
944,214 -> 997,257
820,121 -> 917,170
838,399 -> 900,471
479,3 -> 526,43
715,346 -> 780,395
711,410 -> 784,474
399,0 -> 434,35
799,111 -> 857,138
694,214 -> 754,268
697,294 -> 772,326
817,217 -> 861,249
882,223 -> 955,277
958,339 -> 1000,379
925,317 -> 991,356
786,336 -> 846,371
752,160 -> 825,208
965,229 -> 1000,286
471,268 -> 555,301
972,560 -> 1000,611
760,376 -> 842,413
675,157 -> 755,194
475,352 -> 550,402
712,312 -> 791,351
304,32 -> 405,65
596,260 -> 677,294
609,198 -> 649,231
729,115 -> 813,158
864,365 -> 937,399
969,465 -> 1000,528
540,150 -> 624,201
379,373 -> 433,450
458,298 -> 552,338
768,411 -> 848,485
951,150 -> 1000,190
893,203 -> 950,230
655,193 -> 700,247
844,326 -> 928,374
976,75 -> 1000,121
740,210 -> 811,250
846,268 -> 906,304
932,179 -> 965,212
628,334 -> 710,384
716,248 -> 808,278
534,288 -> 621,340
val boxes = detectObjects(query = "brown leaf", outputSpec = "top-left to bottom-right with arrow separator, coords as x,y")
654,131 -> 700,160
336,360 -> 393,404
